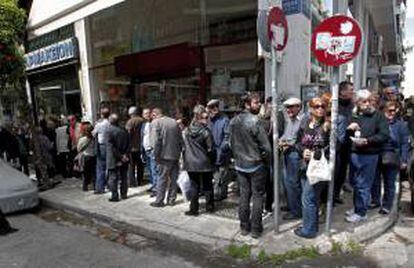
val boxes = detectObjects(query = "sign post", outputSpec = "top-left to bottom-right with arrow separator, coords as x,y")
267,6 -> 288,233
311,15 -> 363,234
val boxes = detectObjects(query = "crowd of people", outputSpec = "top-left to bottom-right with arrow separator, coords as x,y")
1,81 -> 412,240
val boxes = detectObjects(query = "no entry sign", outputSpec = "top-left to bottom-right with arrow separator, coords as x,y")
311,15 -> 362,66
267,7 -> 288,51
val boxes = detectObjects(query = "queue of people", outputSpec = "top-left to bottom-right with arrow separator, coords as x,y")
1,82 -> 411,240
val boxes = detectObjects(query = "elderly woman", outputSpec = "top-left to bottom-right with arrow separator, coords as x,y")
345,90 -> 389,223
77,122 -> 96,191
294,97 -> 330,239
370,101 -> 409,214
183,105 -> 216,216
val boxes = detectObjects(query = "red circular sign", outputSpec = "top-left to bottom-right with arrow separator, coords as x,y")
267,7 -> 288,51
311,15 -> 362,66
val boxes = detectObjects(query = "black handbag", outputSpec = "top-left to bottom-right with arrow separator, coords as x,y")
381,150 -> 400,167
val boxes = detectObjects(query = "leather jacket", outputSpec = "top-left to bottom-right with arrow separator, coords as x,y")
229,110 -> 272,169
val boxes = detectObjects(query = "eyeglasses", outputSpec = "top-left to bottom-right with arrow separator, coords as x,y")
312,105 -> 325,110
286,105 -> 299,109
387,109 -> 396,113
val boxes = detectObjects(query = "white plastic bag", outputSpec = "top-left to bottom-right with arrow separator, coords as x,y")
177,171 -> 192,202
306,152 -> 331,185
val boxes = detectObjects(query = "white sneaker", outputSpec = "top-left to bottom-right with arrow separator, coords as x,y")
345,209 -> 354,216
345,213 -> 367,223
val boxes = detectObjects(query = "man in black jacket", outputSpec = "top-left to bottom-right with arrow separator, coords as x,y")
229,93 -> 272,238
107,114 -> 130,202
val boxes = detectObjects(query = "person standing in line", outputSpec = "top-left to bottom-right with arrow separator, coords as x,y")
93,107 -> 111,194
279,97 -> 303,221
293,97 -> 330,239
125,106 -> 145,187
150,108 -> 183,207
370,101 -> 409,214
106,114 -> 130,202
15,123 -> 30,176
183,105 -> 216,216
32,127 -> 55,191
345,90 -> 389,223
77,122 -> 96,191
55,116 -> 70,178
206,99 -> 231,201
229,93 -> 271,239
141,108 -> 159,196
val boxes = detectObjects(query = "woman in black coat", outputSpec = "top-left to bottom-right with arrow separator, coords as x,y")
183,105 -> 216,216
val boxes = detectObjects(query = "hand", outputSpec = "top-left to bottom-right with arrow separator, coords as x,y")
347,123 -> 360,131
121,155 -> 129,163
401,163 -> 408,170
303,149 -> 312,161
353,138 -> 368,146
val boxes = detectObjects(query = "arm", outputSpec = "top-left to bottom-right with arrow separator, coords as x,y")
254,120 -> 272,163
400,121 -> 410,165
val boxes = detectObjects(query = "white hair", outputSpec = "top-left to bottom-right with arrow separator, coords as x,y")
355,89 -> 372,102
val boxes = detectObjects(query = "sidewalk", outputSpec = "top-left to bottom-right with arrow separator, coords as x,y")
39,178 -> 399,257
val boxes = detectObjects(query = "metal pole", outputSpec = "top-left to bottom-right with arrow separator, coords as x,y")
271,45 -> 280,233
325,67 -> 339,234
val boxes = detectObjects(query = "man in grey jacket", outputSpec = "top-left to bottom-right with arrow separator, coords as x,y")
150,108 -> 183,207
107,114 -> 130,202
230,93 -> 272,239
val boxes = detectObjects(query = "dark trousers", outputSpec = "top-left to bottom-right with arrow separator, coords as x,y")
56,152 -> 70,178
19,155 -> 29,176
264,167 -> 273,212
108,164 -> 128,199
371,162 -> 399,211
237,166 -> 266,234
95,144 -> 107,193
82,156 -> 96,191
128,151 -> 144,187
188,172 -> 214,213
0,208 -> 12,233
334,146 -> 351,199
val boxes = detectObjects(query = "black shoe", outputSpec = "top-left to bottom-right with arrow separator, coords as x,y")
109,197 -> 120,202
150,202 -> 164,208
166,201 -> 176,206
0,227 -> 18,236
93,191 -> 105,195
251,231 -> 262,239
368,203 -> 380,210
283,213 -> 301,221
334,198 -> 344,205
184,210 -> 199,216
240,229 -> 250,236
379,208 -> 390,215
342,184 -> 353,193
121,195 -> 128,200
150,192 -> 157,198
294,228 -> 317,239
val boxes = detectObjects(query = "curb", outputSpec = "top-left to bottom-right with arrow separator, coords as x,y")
40,197 -> 233,254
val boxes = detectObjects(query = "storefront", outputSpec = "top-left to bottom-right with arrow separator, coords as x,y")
87,0 -> 260,120
25,25 -> 82,120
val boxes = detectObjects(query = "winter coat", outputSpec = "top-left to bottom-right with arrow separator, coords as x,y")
152,116 -> 183,162
106,125 -> 130,170
183,122 -> 215,172
382,119 -> 410,164
208,114 -> 230,166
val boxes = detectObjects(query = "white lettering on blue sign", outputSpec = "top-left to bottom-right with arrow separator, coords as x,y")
24,38 -> 77,71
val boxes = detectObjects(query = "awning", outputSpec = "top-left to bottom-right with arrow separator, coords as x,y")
114,43 -> 203,82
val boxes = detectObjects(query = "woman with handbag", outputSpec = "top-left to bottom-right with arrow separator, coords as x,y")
370,101 -> 409,214
182,105 -> 216,216
345,90 -> 389,223
294,97 -> 330,239
77,123 -> 96,191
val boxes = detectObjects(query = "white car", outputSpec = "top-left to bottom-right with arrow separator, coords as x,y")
0,159 -> 39,213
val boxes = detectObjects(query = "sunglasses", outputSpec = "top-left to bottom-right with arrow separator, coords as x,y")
286,105 -> 299,109
387,109 -> 396,113
312,105 -> 325,110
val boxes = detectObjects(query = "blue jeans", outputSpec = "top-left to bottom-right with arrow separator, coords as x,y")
300,173 -> 325,236
144,150 -> 159,190
371,163 -> 398,211
283,151 -> 302,217
350,153 -> 379,216
95,144 -> 107,193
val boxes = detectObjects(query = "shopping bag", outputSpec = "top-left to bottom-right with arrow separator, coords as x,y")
177,170 -> 191,202
306,152 -> 331,185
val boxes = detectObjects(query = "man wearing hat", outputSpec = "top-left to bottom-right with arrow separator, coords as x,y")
125,106 -> 145,187
206,99 -> 231,201
279,97 -> 303,220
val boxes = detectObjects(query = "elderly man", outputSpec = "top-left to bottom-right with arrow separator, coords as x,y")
279,97 -> 303,220
346,90 -> 389,223
125,106 -> 145,187
150,108 -> 183,207
107,114 -> 130,202
206,99 -> 231,201
230,93 -> 272,239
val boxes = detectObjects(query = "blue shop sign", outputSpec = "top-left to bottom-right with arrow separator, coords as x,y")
24,38 -> 78,71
